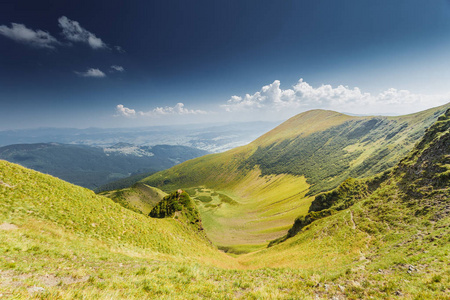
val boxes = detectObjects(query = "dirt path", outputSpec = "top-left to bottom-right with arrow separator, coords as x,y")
0,179 -> 14,188
350,210 -> 356,230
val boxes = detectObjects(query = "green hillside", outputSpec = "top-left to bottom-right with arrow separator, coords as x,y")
140,104 -> 450,251
99,182 -> 167,215
0,109 -> 448,299
149,190 -> 205,235
239,108 -> 450,299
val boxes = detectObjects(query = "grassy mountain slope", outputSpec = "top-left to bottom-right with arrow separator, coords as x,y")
0,110 -> 448,299
239,108 -> 449,299
0,160 -> 229,263
140,104 -> 449,251
0,143 -> 208,190
99,183 -> 167,215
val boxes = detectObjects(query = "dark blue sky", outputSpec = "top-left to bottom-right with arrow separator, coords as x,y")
1,0 -> 450,129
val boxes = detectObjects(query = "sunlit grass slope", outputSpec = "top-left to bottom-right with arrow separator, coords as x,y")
99,182 -> 167,215
239,108 -> 450,299
0,160 -> 319,299
0,160 -> 232,265
141,104 -> 450,251
0,109 -> 448,299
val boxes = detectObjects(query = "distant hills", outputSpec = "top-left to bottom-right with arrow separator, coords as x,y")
139,103 -> 450,251
0,142 -> 208,189
0,121 -> 278,153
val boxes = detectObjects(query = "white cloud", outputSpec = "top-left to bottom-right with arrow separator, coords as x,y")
221,78 -> 448,115
116,104 -> 136,117
110,65 -> 125,72
143,103 -> 207,116
0,23 -> 60,49
116,103 -> 207,118
58,16 -> 107,49
114,45 -> 125,53
75,68 -> 106,78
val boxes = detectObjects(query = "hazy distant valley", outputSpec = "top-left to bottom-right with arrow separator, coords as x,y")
0,121 -> 278,153
0,142 -> 208,190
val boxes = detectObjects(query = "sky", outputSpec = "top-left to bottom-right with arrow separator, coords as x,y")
1,0 -> 450,130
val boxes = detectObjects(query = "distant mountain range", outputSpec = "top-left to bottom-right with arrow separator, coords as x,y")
0,121 -> 278,153
0,142 -> 208,189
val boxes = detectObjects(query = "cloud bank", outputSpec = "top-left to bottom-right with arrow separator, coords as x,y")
221,79 -> 448,115
0,23 -> 60,49
58,16 -> 107,49
75,68 -> 106,78
116,103 -> 207,117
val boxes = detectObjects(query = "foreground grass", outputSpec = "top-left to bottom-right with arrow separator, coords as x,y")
1,181 -> 448,299
0,218 -> 317,299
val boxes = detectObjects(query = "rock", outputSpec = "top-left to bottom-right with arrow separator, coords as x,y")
0,223 -> 18,231
27,286 -> 45,294
338,284 -> 345,292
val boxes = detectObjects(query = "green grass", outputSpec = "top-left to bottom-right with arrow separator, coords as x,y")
139,105 -> 449,251
0,160 -> 229,264
0,107 -> 448,299
100,183 -> 167,215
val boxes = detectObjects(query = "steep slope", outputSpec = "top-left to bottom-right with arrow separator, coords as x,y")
141,104 -> 449,251
238,109 -> 449,299
0,160 -> 223,261
99,183 -> 167,215
0,143 -> 208,189
0,110 -> 448,299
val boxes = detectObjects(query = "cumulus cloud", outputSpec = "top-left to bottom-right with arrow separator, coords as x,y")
116,104 -> 136,117
58,16 -> 107,49
221,78 -> 448,115
116,103 -> 207,118
75,68 -> 106,78
110,65 -> 124,72
0,23 -> 60,49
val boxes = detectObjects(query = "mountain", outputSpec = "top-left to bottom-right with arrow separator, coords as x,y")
139,103 -> 450,252
0,121 -> 278,153
239,108 -> 450,299
0,160 -> 242,298
0,109 -> 448,299
0,143 -> 208,190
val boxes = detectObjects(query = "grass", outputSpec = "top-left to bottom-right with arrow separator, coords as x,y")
181,170 -> 313,251
0,107 -> 448,299
139,104 -> 449,252
1,162 -> 448,299
99,183 -> 167,215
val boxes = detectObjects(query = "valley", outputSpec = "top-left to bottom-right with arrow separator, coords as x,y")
2,2 -> 450,299
0,143 -> 208,190
139,105 -> 450,251
0,106 -> 448,299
